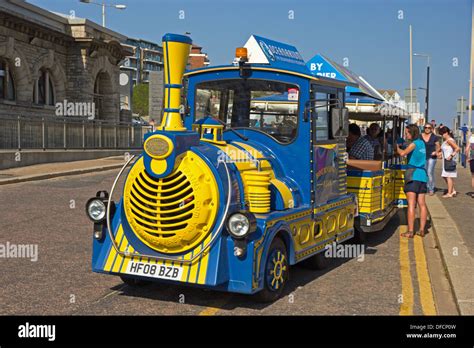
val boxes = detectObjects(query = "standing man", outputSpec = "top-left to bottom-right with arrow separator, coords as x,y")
466,133 -> 474,198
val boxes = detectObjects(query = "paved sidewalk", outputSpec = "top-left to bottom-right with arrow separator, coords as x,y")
426,161 -> 474,315
434,163 -> 474,255
0,156 -> 131,186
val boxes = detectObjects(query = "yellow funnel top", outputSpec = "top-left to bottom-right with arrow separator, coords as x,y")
159,33 -> 192,131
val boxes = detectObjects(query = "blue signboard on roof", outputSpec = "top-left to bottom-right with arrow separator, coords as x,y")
306,54 -> 384,101
247,35 -> 306,65
307,54 -> 347,81
244,35 -> 311,75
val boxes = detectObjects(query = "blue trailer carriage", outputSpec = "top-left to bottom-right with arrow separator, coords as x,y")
86,33 -> 357,302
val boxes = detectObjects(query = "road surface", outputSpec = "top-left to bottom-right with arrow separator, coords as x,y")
0,170 -> 455,315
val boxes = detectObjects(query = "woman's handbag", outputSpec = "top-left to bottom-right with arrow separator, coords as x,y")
404,165 -> 426,183
443,138 -> 458,172
404,168 -> 415,183
444,158 -> 456,172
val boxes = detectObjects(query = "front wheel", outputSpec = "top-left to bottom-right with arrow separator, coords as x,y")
255,237 -> 289,303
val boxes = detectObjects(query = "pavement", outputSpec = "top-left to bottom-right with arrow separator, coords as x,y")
425,162 -> 474,315
0,167 -> 458,315
0,156 -> 130,186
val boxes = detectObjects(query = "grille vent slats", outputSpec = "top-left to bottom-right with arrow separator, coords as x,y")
127,169 -> 196,238
123,155 -> 218,253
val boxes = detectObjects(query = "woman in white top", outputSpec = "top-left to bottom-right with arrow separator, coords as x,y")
439,127 -> 460,198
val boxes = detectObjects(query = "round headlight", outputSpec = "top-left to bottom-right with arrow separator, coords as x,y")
86,198 -> 106,222
144,135 -> 173,159
227,212 -> 256,239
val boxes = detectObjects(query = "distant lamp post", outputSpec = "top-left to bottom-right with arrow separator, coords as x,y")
79,0 -> 126,27
413,53 -> 431,121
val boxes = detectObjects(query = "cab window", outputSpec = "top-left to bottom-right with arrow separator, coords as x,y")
310,85 -> 340,142
195,79 -> 299,143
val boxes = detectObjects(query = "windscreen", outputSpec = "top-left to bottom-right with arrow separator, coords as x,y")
195,79 -> 299,143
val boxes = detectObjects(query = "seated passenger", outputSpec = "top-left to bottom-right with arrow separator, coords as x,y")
364,123 -> 383,160
347,123 -> 375,160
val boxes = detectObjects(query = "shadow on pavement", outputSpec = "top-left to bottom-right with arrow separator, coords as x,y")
110,214 -> 401,312
364,213 -> 403,248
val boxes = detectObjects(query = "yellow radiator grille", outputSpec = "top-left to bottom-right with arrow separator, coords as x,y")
123,154 -> 219,254
129,170 -> 195,234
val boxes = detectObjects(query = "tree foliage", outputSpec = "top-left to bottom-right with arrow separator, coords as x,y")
132,83 -> 149,116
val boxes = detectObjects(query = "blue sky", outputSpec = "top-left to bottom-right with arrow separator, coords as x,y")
30,0 -> 472,125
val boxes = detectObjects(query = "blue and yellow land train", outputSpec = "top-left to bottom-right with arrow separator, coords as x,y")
86,33 -> 407,301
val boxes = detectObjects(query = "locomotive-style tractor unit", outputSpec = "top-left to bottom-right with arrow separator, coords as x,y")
86,33 -> 382,301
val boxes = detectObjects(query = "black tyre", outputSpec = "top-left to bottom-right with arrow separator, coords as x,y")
255,237 -> 289,303
353,226 -> 368,244
301,251 -> 331,270
120,275 -> 152,287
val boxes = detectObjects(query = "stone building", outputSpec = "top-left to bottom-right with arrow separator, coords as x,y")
0,0 -> 130,122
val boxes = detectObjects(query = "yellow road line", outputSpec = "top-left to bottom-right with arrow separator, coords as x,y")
399,226 -> 414,315
414,235 -> 437,315
198,298 -> 229,316
199,306 -> 221,316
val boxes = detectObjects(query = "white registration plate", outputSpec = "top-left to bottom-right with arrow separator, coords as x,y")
125,261 -> 183,281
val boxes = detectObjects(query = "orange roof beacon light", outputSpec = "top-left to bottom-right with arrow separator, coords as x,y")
235,47 -> 248,62
235,47 -> 251,78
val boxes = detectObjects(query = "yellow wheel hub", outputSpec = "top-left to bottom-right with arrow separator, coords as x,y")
123,153 -> 219,254
270,251 -> 286,289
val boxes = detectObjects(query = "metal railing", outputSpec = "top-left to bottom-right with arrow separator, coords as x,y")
0,115 -> 152,150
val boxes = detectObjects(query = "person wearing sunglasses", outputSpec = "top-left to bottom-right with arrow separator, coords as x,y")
421,123 -> 441,195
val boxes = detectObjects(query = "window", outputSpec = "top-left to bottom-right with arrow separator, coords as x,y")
311,86 -> 341,142
195,79 -> 299,143
34,69 -> 54,106
314,92 -> 330,141
93,71 -> 114,120
94,74 -> 104,118
0,60 -> 15,101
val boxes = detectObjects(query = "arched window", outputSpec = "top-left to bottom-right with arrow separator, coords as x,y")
93,72 -> 114,120
0,59 -> 16,101
34,69 -> 55,106
94,74 -> 104,119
